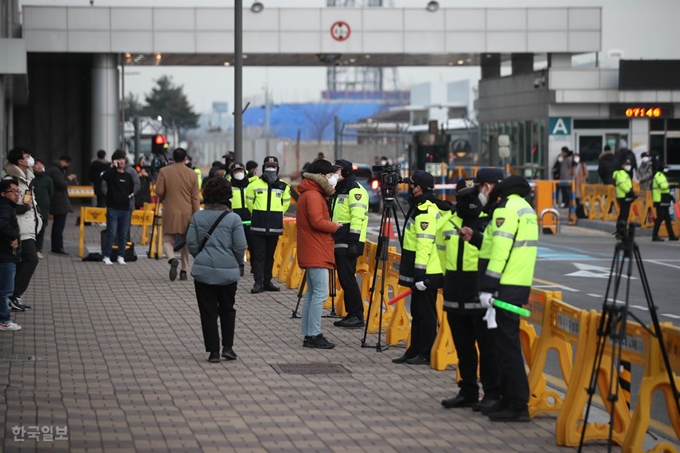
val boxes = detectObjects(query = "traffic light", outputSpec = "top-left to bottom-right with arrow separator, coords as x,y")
152,135 -> 168,155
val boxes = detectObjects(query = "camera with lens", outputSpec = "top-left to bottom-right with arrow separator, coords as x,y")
372,164 -> 402,201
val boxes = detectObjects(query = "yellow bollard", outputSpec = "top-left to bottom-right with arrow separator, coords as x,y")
430,292 -> 458,371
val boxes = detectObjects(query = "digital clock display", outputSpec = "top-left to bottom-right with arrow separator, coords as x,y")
611,104 -> 674,119
625,107 -> 662,117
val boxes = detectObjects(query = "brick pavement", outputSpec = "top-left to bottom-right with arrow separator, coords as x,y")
0,214 -> 616,453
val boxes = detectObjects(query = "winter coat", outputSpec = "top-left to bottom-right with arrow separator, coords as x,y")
573,162 -> 589,199
597,151 -> 619,185
47,161 -> 73,215
3,162 -> 43,241
187,205 -> 247,286
0,196 -> 21,262
32,171 -> 54,219
638,161 -> 654,192
88,158 -> 109,196
154,162 -> 200,234
559,156 -> 573,180
295,173 -> 339,270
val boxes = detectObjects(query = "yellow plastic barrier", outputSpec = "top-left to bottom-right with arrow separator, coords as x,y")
147,204 -> 164,259
130,209 -> 155,245
528,296 -> 589,418
623,324 -> 680,453
78,207 -> 107,257
272,222 -> 297,282
557,311 -> 646,448
364,251 -> 398,334
430,292 -> 458,371
68,185 -> 95,198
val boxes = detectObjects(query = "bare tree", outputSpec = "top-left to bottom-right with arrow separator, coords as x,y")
298,103 -> 341,144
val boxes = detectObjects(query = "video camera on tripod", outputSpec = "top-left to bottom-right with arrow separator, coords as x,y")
372,164 -> 402,201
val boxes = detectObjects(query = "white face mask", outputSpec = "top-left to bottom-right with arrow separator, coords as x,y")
573,157 -> 580,164
623,165 -> 632,172
381,160 -> 387,166
557,156 -> 564,163
641,157 -> 650,163
233,172 -> 245,181
327,174 -> 339,188
477,184 -> 490,207
26,157 -> 35,167
663,167 -> 669,173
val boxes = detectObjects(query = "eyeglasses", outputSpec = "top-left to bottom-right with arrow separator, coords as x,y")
3,189 -> 19,194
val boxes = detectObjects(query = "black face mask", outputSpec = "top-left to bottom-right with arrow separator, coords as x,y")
456,195 -> 480,219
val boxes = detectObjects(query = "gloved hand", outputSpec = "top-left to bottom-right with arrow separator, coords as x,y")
415,281 -> 427,291
479,292 -> 494,309
346,243 -> 358,260
483,307 -> 497,329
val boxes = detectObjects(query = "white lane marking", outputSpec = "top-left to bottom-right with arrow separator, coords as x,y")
630,305 -> 649,311
645,260 -> 680,270
533,284 -> 580,292
587,294 -> 602,298
662,313 -> 680,319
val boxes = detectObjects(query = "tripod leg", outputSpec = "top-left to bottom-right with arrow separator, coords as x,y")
291,270 -> 307,318
362,204 -> 391,348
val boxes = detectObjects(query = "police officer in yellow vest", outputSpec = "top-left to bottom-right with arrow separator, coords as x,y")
246,160 -> 259,183
246,156 -> 291,293
329,160 -> 369,329
186,155 -> 203,189
652,163 -> 679,242
230,163 -> 253,256
437,177 -> 500,412
464,170 -> 538,422
613,159 -> 635,233
393,170 -> 449,365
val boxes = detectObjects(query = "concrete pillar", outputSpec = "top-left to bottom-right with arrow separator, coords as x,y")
91,53 -> 118,161
481,53 -> 501,79
548,53 -> 572,68
511,53 -> 534,75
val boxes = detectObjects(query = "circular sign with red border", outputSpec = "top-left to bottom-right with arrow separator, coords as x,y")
330,21 -> 351,42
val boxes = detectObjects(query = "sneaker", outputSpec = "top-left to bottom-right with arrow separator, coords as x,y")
8,298 -> 25,312
9,297 -> 30,311
303,334 -> 336,349
333,315 -> 350,327
37,251 -> 44,259
117,256 -> 126,265
208,352 -> 220,363
102,257 -> 113,265
0,321 -> 22,331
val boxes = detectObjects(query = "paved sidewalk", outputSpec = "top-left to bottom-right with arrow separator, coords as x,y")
0,215 -> 614,453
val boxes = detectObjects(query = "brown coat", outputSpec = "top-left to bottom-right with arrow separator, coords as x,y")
574,162 -> 589,199
296,173 -> 339,270
155,162 -> 200,234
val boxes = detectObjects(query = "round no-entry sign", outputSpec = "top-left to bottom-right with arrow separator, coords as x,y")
330,21 -> 351,42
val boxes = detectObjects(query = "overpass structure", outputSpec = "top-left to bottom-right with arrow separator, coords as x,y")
2,4 -> 602,176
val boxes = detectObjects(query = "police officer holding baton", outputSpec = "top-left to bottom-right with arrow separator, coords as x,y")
461,169 -> 538,422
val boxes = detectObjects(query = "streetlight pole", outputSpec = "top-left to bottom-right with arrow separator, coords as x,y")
234,0 -> 243,164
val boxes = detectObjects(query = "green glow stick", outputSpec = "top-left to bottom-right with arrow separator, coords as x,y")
493,299 -> 531,317
242,220 -> 251,225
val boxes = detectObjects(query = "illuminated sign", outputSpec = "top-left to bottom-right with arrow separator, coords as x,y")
610,104 -> 673,119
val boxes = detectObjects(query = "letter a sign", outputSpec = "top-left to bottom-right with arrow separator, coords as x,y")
549,117 -> 571,136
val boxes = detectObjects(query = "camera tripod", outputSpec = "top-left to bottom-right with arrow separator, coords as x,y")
361,196 -> 403,351
291,269 -> 339,319
578,223 -> 680,452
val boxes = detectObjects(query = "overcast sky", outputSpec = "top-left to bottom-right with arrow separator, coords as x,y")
20,0 -> 679,113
